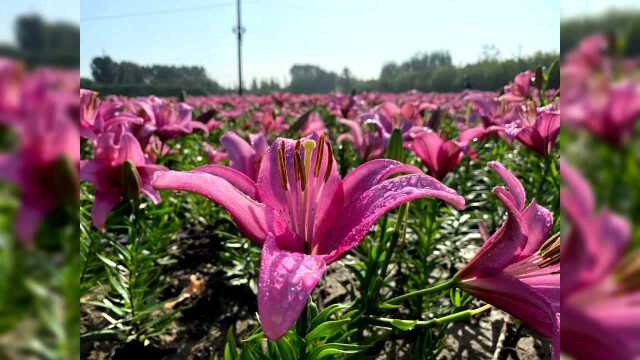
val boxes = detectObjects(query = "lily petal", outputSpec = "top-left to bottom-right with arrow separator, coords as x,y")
461,272 -> 558,340
258,234 -> 326,340
338,118 -> 364,148
92,190 -> 122,229
458,187 -> 527,278
562,304 -> 632,360
341,159 -> 422,205
560,160 -> 594,217
488,161 -> 526,209
516,201 -> 553,260
321,174 -> 464,263
192,164 -> 257,198
0,153 -> 20,183
562,209 -> 630,296
153,170 -> 280,244
14,203 -> 48,247
221,131 -> 256,178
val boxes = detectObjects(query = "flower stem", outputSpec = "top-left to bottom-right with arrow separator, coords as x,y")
371,304 -> 492,328
383,277 -> 458,305
378,203 -> 410,284
296,302 -> 308,359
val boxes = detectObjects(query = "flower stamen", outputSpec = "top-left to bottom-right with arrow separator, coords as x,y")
314,134 -> 325,177
295,150 -> 305,191
536,233 -> 560,268
324,141 -> 333,183
277,141 -> 288,191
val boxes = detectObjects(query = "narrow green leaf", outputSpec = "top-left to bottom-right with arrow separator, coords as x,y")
224,326 -> 238,360
305,318 -> 350,342
388,319 -> 418,331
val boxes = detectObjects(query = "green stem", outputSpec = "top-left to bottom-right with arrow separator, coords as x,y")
128,199 -> 141,327
371,304 -> 492,328
378,203 -> 410,281
296,303 -> 308,359
537,155 -> 551,198
79,225 -> 96,285
383,277 -> 458,305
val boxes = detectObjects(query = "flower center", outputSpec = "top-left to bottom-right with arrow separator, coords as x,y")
277,134 -> 334,253
535,233 -> 560,269
614,250 -> 640,292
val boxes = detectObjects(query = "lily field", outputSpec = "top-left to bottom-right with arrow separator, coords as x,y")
0,32 -> 638,360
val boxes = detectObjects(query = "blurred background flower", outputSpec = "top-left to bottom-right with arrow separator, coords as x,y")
0,2 -> 79,359
561,3 -> 640,358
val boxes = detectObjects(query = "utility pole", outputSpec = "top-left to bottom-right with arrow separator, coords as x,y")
233,0 -> 245,95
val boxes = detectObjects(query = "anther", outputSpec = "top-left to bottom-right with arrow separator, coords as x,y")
537,233 -> 560,268
314,134 -> 325,177
295,151 -> 306,190
324,141 -> 333,183
277,141 -> 288,190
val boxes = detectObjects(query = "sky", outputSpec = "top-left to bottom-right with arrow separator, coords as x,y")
4,1 -> 640,88
80,0 -> 560,87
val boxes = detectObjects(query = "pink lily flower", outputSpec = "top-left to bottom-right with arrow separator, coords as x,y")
561,161 -> 640,359
0,99 -> 79,246
329,93 -> 356,119
500,70 -> 536,103
253,108 -> 288,135
370,102 -> 424,145
80,126 -> 166,229
455,126 -> 499,150
411,130 -> 463,180
0,58 -> 23,118
456,162 -> 559,358
80,89 -> 100,140
337,117 -> 386,162
203,143 -> 228,164
301,111 -> 326,136
515,105 -> 560,157
220,131 -> 268,181
206,119 -> 223,131
581,81 -> 640,146
152,134 -> 465,340
151,99 -> 209,141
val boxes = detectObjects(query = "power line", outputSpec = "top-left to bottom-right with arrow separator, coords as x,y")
80,2 -> 240,22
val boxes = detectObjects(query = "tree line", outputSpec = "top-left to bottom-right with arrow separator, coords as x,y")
0,15 -> 79,68
82,56 -> 223,96
84,50 -> 559,97
561,10 -> 640,58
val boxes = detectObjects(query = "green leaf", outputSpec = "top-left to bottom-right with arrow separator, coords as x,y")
305,318 -> 350,342
275,336 -> 297,360
388,319 -> 418,331
309,343 -> 370,359
224,326 -> 238,360
309,303 -> 348,330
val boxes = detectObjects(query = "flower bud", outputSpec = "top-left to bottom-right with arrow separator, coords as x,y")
53,155 -> 79,206
121,160 -> 141,200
